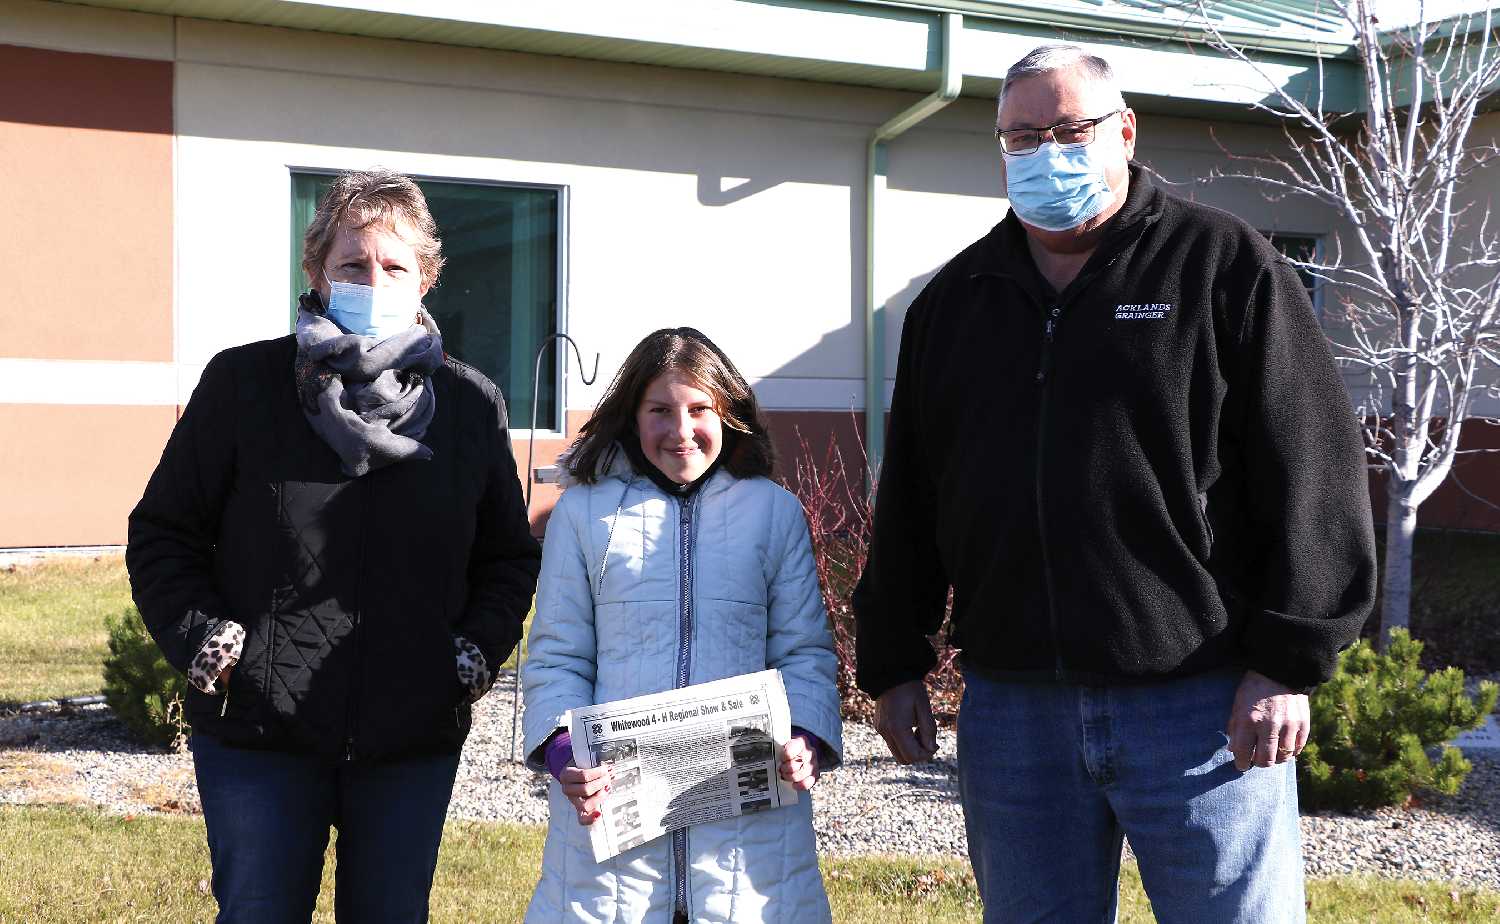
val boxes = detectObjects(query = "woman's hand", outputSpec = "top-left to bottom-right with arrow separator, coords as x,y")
559,765 -> 612,825
779,734 -> 819,791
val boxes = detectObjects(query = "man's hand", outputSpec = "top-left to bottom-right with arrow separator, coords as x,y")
875,679 -> 938,764
1226,670 -> 1309,771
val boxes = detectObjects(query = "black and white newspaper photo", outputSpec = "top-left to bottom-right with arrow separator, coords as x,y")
567,669 -> 799,862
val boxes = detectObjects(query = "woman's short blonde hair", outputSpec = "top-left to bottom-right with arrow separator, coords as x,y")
301,168 -> 446,289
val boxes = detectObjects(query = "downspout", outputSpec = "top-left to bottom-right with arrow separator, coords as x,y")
864,11 -> 963,482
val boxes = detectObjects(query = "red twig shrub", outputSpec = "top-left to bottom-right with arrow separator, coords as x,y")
785,426 -> 963,726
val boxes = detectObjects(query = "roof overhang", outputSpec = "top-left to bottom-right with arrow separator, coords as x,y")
52,0 -> 1365,116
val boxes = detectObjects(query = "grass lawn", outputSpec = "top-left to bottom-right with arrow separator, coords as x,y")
1,806 -> 1495,923
0,556 -> 131,705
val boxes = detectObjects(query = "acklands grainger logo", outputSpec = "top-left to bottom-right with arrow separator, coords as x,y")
1115,303 -> 1173,320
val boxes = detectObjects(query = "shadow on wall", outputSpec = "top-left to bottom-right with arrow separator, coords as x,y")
0,43 -> 171,133
759,263 -> 949,497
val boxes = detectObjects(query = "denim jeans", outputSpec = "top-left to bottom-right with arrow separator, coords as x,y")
190,733 -> 461,924
956,668 -> 1304,924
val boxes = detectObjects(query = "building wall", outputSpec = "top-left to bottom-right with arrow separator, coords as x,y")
0,4 -> 176,545
2,0 -> 1494,545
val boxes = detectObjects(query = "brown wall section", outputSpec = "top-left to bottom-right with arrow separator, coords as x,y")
0,44 -> 173,362
515,410 -> 592,533
1371,421 -> 1500,534
774,411 -> 1500,536
0,403 -> 176,547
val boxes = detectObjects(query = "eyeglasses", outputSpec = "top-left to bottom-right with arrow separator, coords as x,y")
995,110 -> 1122,156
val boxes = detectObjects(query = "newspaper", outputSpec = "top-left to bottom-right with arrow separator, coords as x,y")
568,669 -> 800,862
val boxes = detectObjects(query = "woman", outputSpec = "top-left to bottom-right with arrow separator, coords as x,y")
127,168 -> 540,923
521,327 -> 843,923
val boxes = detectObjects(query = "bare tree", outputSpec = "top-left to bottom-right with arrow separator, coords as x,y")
1190,0 -> 1500,643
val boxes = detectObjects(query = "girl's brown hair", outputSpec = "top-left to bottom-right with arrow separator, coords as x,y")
565,327 -> 776,484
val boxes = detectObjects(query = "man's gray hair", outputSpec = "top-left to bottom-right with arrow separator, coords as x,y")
997,45 -> 1127,111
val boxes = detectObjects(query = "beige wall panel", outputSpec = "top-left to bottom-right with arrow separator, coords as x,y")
0,403 -> 175,547
0,0 -> 173,60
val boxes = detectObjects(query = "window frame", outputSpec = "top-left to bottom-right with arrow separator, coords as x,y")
1260,230 -> 1325,320
288,167 -> 571,437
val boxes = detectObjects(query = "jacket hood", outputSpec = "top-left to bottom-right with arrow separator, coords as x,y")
554,442 -> 631,489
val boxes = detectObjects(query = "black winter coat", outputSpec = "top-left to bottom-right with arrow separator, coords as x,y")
127,335 -> 541,762
853,166 -> 1377,698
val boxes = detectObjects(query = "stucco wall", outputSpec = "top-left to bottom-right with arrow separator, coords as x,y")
3,0 -> 1493,544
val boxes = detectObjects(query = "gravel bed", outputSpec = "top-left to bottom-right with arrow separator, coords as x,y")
3,672 -> 1496,891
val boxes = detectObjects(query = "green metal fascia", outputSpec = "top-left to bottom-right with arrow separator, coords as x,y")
841,0 -> 1360,58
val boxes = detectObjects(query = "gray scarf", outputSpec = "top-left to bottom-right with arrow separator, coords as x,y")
294,300 -> 445,477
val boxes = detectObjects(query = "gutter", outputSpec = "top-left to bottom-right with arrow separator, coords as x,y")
851,0 -> 1360,58
865,11 -> 963,480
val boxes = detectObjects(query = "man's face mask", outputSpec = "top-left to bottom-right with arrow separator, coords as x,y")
1003,141 -> 1113,233
323,275 -> 419,341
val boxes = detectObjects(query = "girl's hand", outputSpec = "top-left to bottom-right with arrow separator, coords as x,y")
779,734 -> 819,791
559,765 -> 612,825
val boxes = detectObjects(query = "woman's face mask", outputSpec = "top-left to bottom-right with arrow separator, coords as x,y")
323,276 -> 420,341
1003,141 -> 1113,233
318,222 -> 427,340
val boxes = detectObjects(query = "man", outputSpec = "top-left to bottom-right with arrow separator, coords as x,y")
852,45 -> 1376,923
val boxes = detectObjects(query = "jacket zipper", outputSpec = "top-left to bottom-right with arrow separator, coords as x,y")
345,478 -> 370,762
1036,307 -> 1059,384
1035,305 -> 1065,678
672,493 -> 698,919
1030,248 -> 1128,680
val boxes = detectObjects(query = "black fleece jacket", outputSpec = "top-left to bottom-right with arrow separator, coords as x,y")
127,335 -> 540,762
852,166 -> 1377,697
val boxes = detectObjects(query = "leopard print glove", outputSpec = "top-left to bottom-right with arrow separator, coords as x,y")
454,635 -> 493,704
189,621 -> 246,695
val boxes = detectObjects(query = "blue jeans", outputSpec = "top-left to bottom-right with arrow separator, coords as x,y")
191,733 -> 461,924
957,668 -> 1304,924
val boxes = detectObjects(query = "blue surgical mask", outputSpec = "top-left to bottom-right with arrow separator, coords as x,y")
323,275 -> 419,341
1004,141 -> 1113,232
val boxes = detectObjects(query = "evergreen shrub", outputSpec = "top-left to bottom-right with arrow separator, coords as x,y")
1300,628 -> 1497,811
101,607 -> 189,749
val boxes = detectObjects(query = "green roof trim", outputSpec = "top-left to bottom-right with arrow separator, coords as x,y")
50,0 -> 1363,111
864,0 -> 1358,53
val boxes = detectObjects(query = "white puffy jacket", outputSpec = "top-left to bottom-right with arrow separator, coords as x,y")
521,449 -> 843,923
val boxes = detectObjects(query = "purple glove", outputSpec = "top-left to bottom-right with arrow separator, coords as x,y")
545,731 -> 573,781
791,726 -> 824,759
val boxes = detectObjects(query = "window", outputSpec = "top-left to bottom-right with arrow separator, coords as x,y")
1262,232 -> 1322,318
290,172 -> 562,430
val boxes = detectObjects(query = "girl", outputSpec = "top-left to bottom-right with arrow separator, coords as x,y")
521,327 -> 842,923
